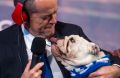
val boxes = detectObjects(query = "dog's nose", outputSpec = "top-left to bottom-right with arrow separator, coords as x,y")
92,45 -> 100,55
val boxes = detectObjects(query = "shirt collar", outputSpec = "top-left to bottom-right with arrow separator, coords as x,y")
21,24 -> 51,49
21,24 -> 35,50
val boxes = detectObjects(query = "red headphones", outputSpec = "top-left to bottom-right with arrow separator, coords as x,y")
12,0 -> 28,25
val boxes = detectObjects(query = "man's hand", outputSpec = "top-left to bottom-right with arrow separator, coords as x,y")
88,65 -> 120,78
111,49 -> 120,56
21,60 -> 44,78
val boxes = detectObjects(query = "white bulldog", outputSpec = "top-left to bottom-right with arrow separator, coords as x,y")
55,35 -> 105,70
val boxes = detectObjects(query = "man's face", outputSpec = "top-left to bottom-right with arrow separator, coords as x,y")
28,0 -> 57,38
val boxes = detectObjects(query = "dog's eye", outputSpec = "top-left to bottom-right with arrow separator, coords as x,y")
69,37 -> 75,43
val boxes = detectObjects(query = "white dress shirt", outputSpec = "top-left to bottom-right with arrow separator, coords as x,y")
21,25 -> 63,78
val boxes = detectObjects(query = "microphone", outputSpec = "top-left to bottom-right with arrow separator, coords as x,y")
30,37 -> 46,69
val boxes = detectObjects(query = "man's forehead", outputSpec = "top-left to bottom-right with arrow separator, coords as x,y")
13,0 -> 57,6
34,0 -> 57,12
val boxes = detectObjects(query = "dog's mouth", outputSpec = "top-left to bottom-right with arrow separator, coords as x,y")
50,37 -> 71,59
89,44 -> 100,56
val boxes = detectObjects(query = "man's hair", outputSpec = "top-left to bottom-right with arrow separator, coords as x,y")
22,0 -> 38,23
23,0 -> 37,15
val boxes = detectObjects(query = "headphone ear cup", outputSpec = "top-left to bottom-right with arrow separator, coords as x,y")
12,2 -> 28,25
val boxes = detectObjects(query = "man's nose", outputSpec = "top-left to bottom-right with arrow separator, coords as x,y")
49,14 -> 57,24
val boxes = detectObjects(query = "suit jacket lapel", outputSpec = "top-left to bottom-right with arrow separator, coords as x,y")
17,26 -> 28,74
56,61 -> 71,78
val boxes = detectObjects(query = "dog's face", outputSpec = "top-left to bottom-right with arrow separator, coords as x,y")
57,35 -> 99,59
52,35 -> 105,70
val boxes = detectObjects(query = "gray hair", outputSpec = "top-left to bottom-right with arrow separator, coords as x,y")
23,0 -> 37,15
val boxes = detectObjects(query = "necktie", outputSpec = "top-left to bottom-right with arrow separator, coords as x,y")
40,52 -> 53,78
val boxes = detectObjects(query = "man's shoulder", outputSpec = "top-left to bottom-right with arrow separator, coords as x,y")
0,24 -> 20,35
56,21 -> 82,29
54,21 -> 85,37
0,24 -> 21,43
55,21 -> 83,33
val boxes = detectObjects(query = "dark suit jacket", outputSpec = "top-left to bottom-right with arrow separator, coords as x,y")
0,21 -> 119,78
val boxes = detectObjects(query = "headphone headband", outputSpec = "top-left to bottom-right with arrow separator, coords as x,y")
14,0 -> 25,6
20,0 -> 25,3
12,0 -> 28,25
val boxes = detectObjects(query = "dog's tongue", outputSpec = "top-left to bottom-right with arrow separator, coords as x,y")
49,37 -> 59,44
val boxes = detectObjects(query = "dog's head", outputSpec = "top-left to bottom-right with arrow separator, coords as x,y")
56,35 -> 102,62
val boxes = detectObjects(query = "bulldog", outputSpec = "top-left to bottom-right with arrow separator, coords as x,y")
51,35 -> 105,70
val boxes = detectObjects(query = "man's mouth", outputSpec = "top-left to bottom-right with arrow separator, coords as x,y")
45,24 -> 55,28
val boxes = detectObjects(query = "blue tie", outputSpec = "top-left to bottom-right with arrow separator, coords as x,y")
40,53 -> 53,78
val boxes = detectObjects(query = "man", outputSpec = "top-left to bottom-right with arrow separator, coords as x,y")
112,49 -> 120,56
0,0 -> 120,78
